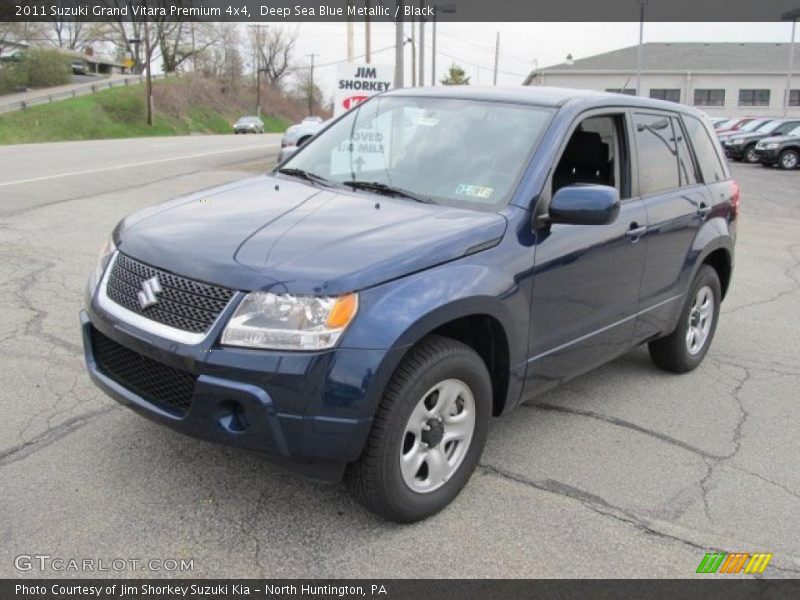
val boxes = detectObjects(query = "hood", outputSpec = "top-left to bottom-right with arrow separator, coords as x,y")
724,131 -> 770,143
116,175 -> 507,295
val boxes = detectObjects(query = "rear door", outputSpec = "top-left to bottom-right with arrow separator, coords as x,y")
632,111 -> 709,342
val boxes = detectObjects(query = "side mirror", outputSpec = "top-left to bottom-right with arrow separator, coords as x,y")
547,184 -> 620,226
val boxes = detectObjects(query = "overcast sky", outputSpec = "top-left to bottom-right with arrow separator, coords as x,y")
283,21 -> 794,98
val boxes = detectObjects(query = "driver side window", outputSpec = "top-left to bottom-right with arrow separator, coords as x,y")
552,114 -> 627,198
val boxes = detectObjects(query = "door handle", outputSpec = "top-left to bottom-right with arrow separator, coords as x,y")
697,203 -> 712,217
625,223 -> 647,241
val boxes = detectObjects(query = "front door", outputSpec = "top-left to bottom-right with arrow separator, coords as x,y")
524,111 -> 647,398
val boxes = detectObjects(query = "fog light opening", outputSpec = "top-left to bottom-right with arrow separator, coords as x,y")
218,400 -> 249,433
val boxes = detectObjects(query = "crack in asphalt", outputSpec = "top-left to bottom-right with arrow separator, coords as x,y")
478,462 -> 714,553
521,401 -> 727,460
725,243 -> 800,315
0,405 -> 117,467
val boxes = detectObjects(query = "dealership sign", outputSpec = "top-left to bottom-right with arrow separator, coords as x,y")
334,63 -> 393,117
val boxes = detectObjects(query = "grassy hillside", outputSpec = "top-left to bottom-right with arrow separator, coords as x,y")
0,77 -> 289,145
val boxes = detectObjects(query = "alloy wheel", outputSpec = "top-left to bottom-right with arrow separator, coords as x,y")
686,285 -> 714,355
400,379 -> 476,494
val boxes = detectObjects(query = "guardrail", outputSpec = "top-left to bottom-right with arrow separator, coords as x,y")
0,73 -> 167,114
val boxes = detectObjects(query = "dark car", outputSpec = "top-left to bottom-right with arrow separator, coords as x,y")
723,119 -> 800,163
754,124 -> 800,169
82,87 -> 737,522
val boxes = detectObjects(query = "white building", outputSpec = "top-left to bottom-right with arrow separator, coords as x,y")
524,42 -> 799,118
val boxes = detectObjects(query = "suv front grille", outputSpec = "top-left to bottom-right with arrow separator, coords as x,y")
106,253 -> 235,333
92,328 -> 196,416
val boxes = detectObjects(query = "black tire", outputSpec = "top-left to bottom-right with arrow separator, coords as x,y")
778,149 -> 799,170
743,145 -> 759,164
345,335 -> 492,522
649,265 -> 721,373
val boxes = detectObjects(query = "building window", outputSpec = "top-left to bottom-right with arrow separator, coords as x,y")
606,88 -> 636,96
694,89 -> 725,107
790,90 -> 800,107
650,89 -> 681,103
738,89 -> 770,107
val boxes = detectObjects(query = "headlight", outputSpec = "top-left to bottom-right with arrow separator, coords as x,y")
731,138 -> 747,145
763,143 -> 779,150
221,292 -> 358,350
87,237 -> 116,297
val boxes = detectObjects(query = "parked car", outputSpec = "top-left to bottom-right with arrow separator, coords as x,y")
70,59 -> 89,75
717,118 -> 774,145
710,117 -> 729,129
715,117 -> 757,136
82,88 -> 737,522
233,116 -> 264,134
278,116 -> 330,162
754,124 -> 800,170
723,119 -> 800,163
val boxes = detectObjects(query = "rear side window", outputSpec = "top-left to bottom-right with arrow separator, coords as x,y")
672,117 -> 698,186
634,113 -> 680,196
682,115 -> 727,183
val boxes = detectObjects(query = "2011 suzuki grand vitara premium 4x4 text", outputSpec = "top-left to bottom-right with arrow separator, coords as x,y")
82,87 -> 737,522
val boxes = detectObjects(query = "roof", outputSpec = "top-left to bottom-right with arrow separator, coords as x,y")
529,42 -> 800,81
384,85 -> 707,118
58,48 -> 124,68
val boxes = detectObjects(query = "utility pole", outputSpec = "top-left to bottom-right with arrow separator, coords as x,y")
411,20 -> 416,86
307,53 -> 317,116
636,0 -> 647,96
346,1 -> 354,62
418,1 -> 425,86
784,16 -> 797,117
431,7 -> 436,85
492,31 -> 500,86
394,0 -> 404,88
365,0 -> 372,63
142,18 -> 153,126
248,24 -> 270,116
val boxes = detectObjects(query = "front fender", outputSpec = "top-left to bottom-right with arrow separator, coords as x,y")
338,250 -> 531,414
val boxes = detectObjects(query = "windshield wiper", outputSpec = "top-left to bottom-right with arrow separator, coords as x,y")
342,180 -> 435,204
276,168 -> 333,187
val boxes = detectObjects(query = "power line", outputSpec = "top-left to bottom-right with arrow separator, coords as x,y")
437,32 -> 538,65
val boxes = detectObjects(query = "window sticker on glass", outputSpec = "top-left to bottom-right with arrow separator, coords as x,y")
455,184 -> 494,200
413,117 -> 440,127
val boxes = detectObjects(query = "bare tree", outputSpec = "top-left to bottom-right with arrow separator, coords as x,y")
155,20 -> 218,73
99,0 -> 159,74
247,25 -> 298,88
0,22 -> 48,54
49,20 -> 104,50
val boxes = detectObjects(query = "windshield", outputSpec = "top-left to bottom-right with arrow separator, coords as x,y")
788,125 -> 800,137
740,119 -> 770,132
281,95 -> 553,208
772,122 -> 800,135
756,121 -> 783,133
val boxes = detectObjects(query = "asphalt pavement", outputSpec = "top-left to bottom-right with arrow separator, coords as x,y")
0,136 -> 798,578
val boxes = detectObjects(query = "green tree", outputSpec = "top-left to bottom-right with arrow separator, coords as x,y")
440,63 -> 470,86
16,48 -> 72,88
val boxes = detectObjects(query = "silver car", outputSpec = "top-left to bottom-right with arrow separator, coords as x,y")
278,116 -> 329,161
233,116 -> 265,134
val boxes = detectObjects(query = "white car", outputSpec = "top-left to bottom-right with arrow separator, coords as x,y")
278,116 -> 330,162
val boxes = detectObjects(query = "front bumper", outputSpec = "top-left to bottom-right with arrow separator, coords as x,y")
82,294 -> 396,481
724,144 -> 748,160
754,148 -> 780,164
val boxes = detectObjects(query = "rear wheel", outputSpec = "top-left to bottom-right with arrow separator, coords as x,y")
345,335 -> 491,522
649,265 -> 721,373
779,149 -> 799,170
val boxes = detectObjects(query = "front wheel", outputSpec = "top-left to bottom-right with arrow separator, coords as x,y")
648,265 -> 721,373
345,335 -> 492,522
744,145 -> 759,163
779,149 -> 799,170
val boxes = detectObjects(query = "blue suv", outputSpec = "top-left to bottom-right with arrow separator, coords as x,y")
82,87 -> 737,522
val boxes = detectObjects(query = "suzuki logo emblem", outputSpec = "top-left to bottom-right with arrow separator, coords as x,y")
137,276 -> 162,309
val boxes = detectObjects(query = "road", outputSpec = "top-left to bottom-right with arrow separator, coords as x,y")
0,75 -> 149,114
0,136 -> 799,578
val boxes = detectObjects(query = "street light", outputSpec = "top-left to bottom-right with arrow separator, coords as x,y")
782,8 -> 800,117
636,0 -> 648,97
